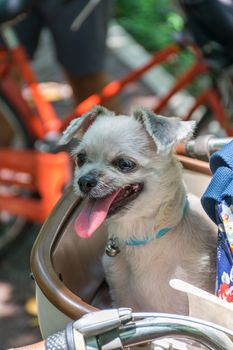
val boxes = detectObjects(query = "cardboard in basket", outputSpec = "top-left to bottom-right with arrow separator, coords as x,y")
170,279 -> 233,330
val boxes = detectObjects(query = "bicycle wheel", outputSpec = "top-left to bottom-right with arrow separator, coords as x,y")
196,69 -> 233,137
195,107 -> 213,136
0,90 -> 33,254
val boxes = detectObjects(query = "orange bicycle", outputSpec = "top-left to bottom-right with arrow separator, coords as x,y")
1,0 -> 233,253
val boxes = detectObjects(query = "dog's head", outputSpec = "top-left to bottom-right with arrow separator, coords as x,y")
60,106 -> 195,238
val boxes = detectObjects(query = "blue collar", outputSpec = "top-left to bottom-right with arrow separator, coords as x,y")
123,199 -> 189,247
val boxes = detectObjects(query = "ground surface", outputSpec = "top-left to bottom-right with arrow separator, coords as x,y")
0,28 -> 155,349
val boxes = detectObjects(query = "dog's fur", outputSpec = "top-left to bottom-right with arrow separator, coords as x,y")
60,106 -> 217,315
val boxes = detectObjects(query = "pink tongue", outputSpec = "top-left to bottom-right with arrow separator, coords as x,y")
75,189 -> 121,238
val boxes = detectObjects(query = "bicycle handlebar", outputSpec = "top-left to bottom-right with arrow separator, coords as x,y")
9,308 -> 233,350
176,135 -> 233,158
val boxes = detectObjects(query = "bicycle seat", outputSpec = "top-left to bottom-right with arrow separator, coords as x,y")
180,0 -> 233,67
0,0 -> 35,25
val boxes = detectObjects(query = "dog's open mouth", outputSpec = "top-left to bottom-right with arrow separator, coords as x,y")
74,183 -> 143,238
108,183 -> 143,216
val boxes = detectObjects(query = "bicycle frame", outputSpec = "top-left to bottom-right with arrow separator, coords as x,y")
0,23 -> 232,222
0,26 -> 71,221
0,26 -> 62,139
1,26 -> 232,138
68,44 -> 233,136
0,149 -> 70,222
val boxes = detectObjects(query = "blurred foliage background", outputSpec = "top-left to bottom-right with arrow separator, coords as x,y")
115,0 -> 183,51
114,0 -> 202,94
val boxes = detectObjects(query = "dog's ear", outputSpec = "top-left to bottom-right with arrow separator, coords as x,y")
133,108 -> 196,154
59,105 -> 113,144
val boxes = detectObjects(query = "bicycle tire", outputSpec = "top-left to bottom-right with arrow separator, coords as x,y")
195,108 -> 213,136
195,70 -> 233,137
0,89 -> 33,255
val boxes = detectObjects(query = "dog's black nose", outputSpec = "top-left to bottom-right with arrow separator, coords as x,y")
78,175 -> 98,194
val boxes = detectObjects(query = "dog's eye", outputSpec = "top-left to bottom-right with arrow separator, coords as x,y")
76,153 -> 86,167
113,158 -> 136,172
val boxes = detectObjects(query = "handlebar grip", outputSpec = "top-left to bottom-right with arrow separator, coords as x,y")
9,323 -> 77,350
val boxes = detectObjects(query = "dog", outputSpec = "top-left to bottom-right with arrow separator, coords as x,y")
59,105 -> 217,315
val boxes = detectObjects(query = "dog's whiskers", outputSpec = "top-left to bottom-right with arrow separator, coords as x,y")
90,178 -> 120,198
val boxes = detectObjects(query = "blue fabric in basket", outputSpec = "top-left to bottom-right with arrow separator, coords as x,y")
201,140 -> 233,301
201,140 -> 233,224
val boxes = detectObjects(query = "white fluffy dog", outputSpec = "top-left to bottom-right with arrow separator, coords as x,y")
60,105 -> 216,315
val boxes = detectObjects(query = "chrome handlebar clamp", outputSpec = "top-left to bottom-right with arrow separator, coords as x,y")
73,309 -> 233,350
